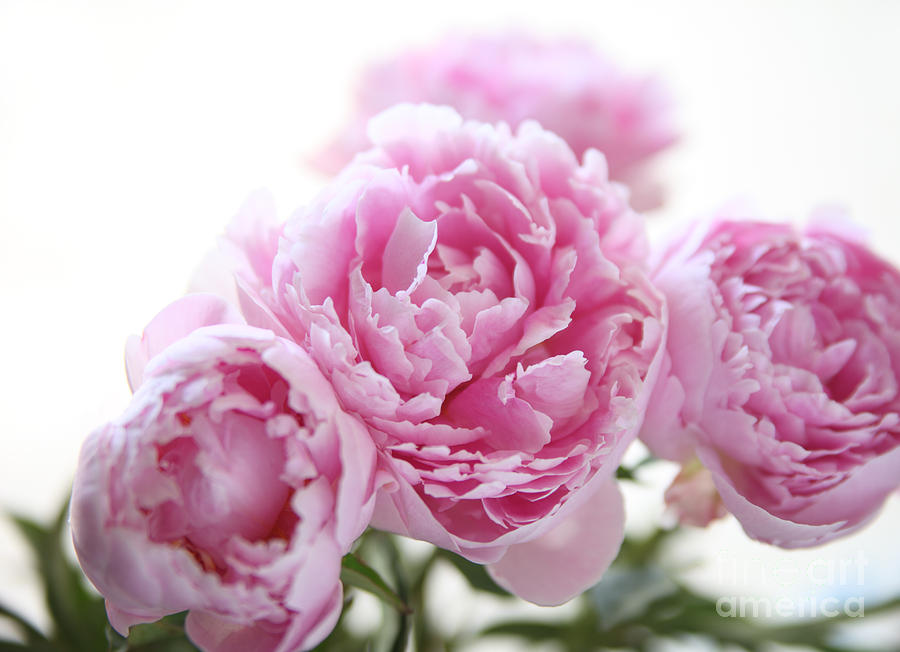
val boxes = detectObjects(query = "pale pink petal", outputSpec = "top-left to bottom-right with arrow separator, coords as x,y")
125,294 -> 244,391
487,477 -> 624,606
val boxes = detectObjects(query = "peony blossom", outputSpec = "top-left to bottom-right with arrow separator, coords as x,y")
230,104 -> 666,605
641,217 -> 900,546
71,296 -> 378,652
315,33 -> 677,210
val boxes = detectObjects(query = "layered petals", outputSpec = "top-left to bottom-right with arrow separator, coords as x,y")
71,323 -> 378,651
230,104 -> 666,599
641,218 -> 900,546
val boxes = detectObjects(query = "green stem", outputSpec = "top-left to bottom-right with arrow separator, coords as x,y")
410,549 -> 441,652
382,535 -> 411,652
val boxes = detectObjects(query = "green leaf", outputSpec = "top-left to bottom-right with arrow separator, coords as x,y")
126,638 -> 199,652
0,643 -> 30,652
0,602 -> 48,645
615,465 -> 637,481
126,612 -> 189,645
0,639 -> 59,652
9,498 -> 109,652
7,515 -> 45,560
340,554 -> 411,614
106,623 -> 128,652
102,613 -> 197,652
481,621 -> 567,641
588,565 -> 676,630
616,455 -> 659,482
614,528 -> 673,567
436,550 -> 509,597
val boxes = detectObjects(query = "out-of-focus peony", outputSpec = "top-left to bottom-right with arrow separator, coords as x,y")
231,104 -> 666,605
316,33 -> 677,210
71,297 -> 378,652
641,217 -> 900,546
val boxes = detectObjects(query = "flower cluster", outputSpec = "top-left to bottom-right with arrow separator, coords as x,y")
72,104 -> 667,649
70,36 -> 900,652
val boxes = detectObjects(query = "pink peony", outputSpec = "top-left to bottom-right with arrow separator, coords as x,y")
641,217 -> 900,546
231,104 -> 666,605
316,33 -> 678,210
71,296 -> 378,651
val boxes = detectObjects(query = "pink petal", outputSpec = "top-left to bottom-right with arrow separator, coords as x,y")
444,378 -> 552,454
382,207 -> 438,294
125,293 -> 244,392
487,477 -> 624,605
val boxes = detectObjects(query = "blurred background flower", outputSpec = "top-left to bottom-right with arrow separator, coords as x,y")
313,32 -> 677,210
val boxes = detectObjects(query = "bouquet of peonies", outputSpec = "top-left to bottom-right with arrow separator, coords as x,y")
7,33 -> 898,652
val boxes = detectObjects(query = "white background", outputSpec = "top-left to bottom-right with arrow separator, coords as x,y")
1,0 -> 899,646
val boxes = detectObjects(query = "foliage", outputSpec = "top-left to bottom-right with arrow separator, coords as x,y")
2,472 -> 897,652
